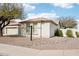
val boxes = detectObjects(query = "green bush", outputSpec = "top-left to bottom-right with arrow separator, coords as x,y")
66,30 -> 73,37
76,32 -> 79,37
54,29 -> 59,36
54,29 -> 63,37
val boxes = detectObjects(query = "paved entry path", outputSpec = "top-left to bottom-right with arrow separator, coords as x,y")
0,43 -> 79,56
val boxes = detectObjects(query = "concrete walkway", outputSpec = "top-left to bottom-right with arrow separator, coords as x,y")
0,44 -> 79,56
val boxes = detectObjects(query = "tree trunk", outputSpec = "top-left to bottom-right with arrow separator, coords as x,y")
0,28 -> 3,37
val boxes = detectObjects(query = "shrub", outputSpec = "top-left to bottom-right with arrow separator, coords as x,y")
76,32 -> 79,37
59,30 -> 63,37
66,30 -> 73,37
54,29 -> 63,37
54,29 -> 59,36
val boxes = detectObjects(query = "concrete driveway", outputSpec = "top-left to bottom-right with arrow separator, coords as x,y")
0,43 -> 79,56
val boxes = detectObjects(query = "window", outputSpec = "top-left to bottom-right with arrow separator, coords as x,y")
26,24 -> 31,35
32,23 -> 38,35
26,23 -> 38,35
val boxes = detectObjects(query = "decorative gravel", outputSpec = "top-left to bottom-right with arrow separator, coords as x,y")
0,37 -> 79,50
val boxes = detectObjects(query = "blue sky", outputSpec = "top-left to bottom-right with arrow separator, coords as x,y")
23,3 -> 79,20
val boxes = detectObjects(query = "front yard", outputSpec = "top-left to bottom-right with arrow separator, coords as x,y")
0,37 -> 79,50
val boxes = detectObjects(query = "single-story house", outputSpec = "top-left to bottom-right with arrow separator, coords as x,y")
3,18 -> 59,38
20,18 -> 59,38
3,19 -> 21,36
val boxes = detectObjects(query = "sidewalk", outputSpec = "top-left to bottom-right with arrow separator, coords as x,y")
0,44 -> 40,56
0,43 -> 79,56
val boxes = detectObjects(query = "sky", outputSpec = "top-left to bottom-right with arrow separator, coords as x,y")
23,3 -> 79,20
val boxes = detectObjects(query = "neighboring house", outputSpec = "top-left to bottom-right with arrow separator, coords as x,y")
3,19 -> 21,36
20,18 -> 59,38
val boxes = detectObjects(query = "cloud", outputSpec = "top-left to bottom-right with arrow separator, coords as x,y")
27,13 -> 59,19
53,3 -> 74,8
23,3 -> 36,12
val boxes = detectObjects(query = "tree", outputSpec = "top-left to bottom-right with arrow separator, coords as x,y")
0,3 -> 23,36
58,17 -> 77,29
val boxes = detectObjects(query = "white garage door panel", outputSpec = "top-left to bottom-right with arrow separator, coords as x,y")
7,28 -> 18,35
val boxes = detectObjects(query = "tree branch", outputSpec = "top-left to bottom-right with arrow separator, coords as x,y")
1,19 -> 10,29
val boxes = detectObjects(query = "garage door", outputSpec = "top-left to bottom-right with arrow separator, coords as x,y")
6,28 -> 18,35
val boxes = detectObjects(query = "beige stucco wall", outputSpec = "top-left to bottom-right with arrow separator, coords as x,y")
20,23 -> 27,36
20,22 -> 58,38
20,23 -> 49,38
50,23 -> 59,37
40,23 -> 50,38
32,23 -> 41,38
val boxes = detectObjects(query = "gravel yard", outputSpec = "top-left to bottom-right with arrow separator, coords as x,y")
0,37 -> 79,50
